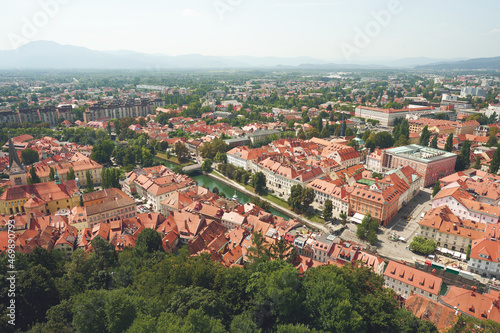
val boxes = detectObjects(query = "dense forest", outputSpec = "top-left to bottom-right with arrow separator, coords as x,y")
0,229 -> 445,333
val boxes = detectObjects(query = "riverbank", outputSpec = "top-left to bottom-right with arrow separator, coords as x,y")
206,171 -> 329,233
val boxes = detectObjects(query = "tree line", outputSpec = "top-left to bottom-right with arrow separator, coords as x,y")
0,228 -> 450,333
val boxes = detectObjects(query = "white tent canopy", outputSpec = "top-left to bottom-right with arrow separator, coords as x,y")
351,213 -> 366,224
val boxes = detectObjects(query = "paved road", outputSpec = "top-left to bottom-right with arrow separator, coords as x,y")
210,173 -> 431,264
339,189 -> 433,264
208,172 -> 329,233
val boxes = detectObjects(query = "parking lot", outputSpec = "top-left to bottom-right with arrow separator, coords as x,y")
382,188 -> 432,241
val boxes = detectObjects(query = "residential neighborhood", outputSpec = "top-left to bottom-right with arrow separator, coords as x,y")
2,49 -> 500,332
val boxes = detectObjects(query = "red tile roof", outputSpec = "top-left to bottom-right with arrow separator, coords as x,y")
384,261 -> 442,296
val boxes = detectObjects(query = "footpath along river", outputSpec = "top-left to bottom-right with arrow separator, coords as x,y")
159,159 -> 290,220
192,173 -> 290,220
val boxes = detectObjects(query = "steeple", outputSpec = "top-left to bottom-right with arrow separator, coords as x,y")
8,134 -> 25,173
340,114 -> 346,137
54,168 -> 62,185
8,134 -> 28,186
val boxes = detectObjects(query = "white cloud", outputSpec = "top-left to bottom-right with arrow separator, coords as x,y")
181,8 -> 201,17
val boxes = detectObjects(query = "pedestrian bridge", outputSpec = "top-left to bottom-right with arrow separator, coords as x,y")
182,163 -> 201,172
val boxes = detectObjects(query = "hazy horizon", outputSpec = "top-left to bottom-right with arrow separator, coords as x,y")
1,0 -> 500,62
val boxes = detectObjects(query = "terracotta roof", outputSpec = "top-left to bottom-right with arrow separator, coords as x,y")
188,221 -> 227,255
433,186 -> 474,204
384,261 -> 442,296
334,147 -> 361,161
221,245 -> 243,266
419,206 -> 485,239
405,294 -> 457,330
470,238 -> 500,262
461,198 -> 500,218
441,286 -> 500,323
0,180 -> 78,202
85,188 -> 135,216
227,146 -> 275,161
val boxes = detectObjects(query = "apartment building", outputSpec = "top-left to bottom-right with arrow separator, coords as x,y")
123,166 -> 196,211
330,147 -> 361,168
440,286 -> 500,323
307,178 -> 349,215
381,145 -> 457,187
84,99 -> 155,122
433,186 -> 500,224
0,180 -> 80,215
366,149 -> 384,172
419,206 -> 485,253
83,188 -> 137,229
467,239 -> 500,279
27,156 -> 102,187
0,111 -> 20,124
227,146 -> 275,171
409,118 -> 479,136
355,106 -> 434,126
350,185 -> 400,226
384,260 -> 443,301
252,156 -> 324,199
38,106 -> 59,125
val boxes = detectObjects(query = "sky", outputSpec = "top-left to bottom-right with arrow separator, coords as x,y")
1,0 -> 500,62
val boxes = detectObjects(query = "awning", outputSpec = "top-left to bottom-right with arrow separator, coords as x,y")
351,213 -> 365,224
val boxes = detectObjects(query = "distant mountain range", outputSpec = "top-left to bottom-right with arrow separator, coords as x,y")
0,41 -> 330,69
0,41 -> 498,70
416,57 -> 500,70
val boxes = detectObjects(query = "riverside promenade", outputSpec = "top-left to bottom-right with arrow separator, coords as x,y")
207,172 -> 329,234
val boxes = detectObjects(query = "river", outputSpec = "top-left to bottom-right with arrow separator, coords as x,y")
158,159 -> 289,220
192,174 -> 289,220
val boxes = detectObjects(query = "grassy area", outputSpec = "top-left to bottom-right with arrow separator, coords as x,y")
262,193 -> 290,210
308,215 -> 326,224
212,170 -> 225,178
156,153 -> 192,166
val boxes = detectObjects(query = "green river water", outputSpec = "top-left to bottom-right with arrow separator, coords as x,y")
159,160 -> 289,220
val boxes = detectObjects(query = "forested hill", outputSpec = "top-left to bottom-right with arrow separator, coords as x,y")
0,229 -> 468,332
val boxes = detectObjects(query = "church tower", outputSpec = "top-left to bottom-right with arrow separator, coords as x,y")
7,135 -> 27,186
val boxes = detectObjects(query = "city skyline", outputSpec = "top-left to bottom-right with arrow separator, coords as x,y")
1,0 -> 500,62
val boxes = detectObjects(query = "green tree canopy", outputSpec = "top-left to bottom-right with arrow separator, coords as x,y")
85,170 -> 94,192
432,181 -> 441,197
27,167 -> 41,184
323,199 -> 333,221
21,148 -> 39,166
251,172 -> 266,195
409,236 -> 437,255
91,139 -> 115,164
419,126 -> 431,146
444,133 -> 454,152
133,228 -> 164,257
202,159 -> 213,172
174,141 -> 189,163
